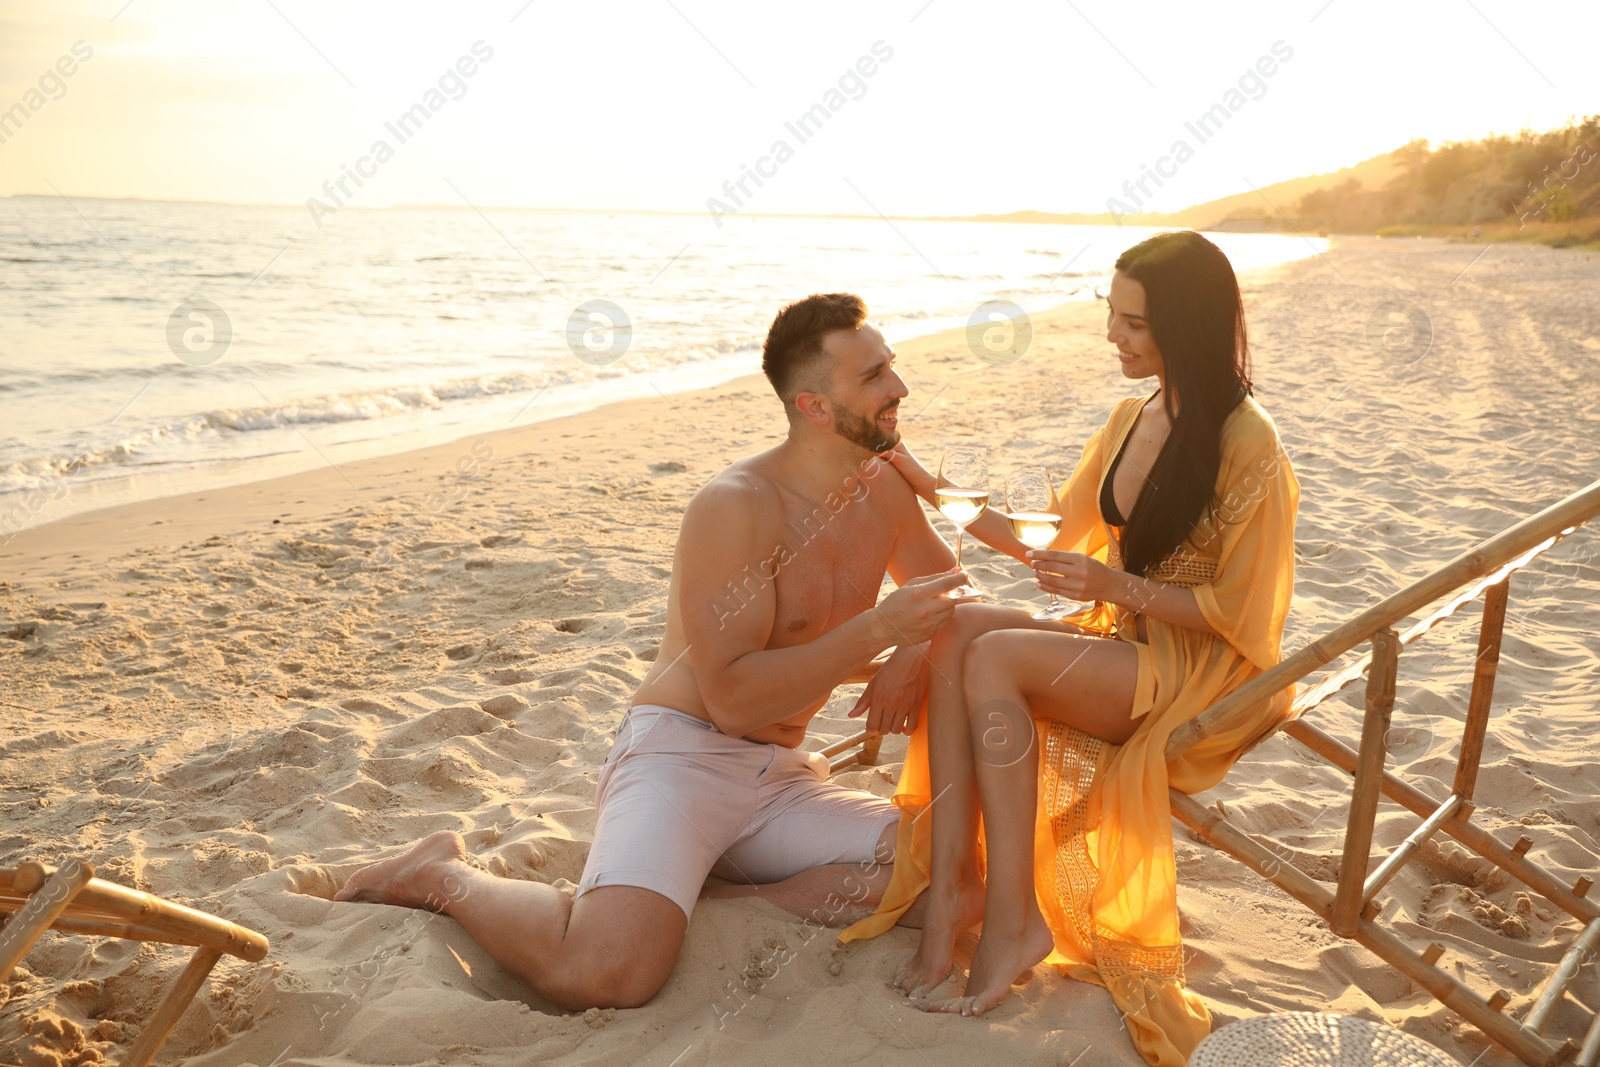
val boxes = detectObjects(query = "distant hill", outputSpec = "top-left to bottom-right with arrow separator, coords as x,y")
946,116 -> 1600,249
943,152 -> 1404,230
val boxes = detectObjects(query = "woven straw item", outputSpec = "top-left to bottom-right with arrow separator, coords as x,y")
1190,1012 -> 1456,1067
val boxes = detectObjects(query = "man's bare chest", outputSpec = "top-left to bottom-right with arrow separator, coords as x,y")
762,496 -> 893,645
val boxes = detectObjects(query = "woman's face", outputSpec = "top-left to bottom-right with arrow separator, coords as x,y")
1105,271 -> 1165,382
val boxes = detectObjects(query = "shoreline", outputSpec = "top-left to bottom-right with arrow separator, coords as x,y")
0,221 -> 1337,570
4,234 -> 1598,1067
1,200 -> 1327,530
0,280 -> 1122,576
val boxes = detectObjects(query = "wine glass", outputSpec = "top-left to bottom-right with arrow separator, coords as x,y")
1005,466 -> 1077,621
936,446 -> 989,599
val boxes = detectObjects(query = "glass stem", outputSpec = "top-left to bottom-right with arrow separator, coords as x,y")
953,527 -> 964,570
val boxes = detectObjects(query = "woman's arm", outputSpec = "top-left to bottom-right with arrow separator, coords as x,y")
1027,550 -> 1221,635
880,443 -> 1031,561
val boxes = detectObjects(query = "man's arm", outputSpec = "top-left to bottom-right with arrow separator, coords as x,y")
847,468 -> 963,736
880,442 -> 1031,561
884,456 -> 961,584
679,475 -> 963,738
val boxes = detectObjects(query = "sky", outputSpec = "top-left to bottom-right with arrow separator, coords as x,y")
0,0 -> 1596,219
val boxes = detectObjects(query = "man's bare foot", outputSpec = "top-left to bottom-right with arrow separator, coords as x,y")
333,830 -> 476,912
892,877 -> 984,999
917,903 -> 1053,1017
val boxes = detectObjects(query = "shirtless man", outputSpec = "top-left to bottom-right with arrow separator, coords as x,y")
333,293 -> 967,1010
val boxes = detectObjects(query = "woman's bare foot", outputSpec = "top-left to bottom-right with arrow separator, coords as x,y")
892,876 -> 985,999
918,903 -> 1053,1017
332,830 -> 478,912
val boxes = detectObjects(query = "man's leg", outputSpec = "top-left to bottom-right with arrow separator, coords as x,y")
697,731 -> 915,929
336,831 -> 686,1010
701,820 -> 900,927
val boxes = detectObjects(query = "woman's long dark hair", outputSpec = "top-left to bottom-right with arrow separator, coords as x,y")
1113,231 -> 1252,578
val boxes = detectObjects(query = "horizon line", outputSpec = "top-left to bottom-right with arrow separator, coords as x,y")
1,190 -> 1189,225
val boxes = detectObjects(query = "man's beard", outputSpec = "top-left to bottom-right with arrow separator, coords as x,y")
832,400 -> 899,453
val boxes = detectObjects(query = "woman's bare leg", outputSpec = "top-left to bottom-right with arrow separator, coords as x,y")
895,604 -> 1087,998
922,629 -> 1141,1016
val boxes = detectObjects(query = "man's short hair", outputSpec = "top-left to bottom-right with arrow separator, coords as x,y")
762,293 -> 867,413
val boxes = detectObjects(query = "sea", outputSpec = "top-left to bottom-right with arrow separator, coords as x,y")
0,195 -> 1323,527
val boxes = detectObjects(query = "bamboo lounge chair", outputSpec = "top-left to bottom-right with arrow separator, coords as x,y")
1168,476 -> 1600,1066
0,857 -> 270,1066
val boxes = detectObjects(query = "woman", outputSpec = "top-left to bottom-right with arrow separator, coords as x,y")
841,230 -> 1300,1066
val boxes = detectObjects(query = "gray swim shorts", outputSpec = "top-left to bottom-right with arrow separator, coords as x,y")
575,704 -> 899,921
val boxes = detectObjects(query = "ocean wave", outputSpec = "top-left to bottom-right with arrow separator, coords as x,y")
0,368 -> 561,493
0,200 -> 1324,509
0,345 -> 765,495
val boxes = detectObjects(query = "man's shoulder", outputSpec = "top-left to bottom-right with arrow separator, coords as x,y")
683,459 -> 782,528
858,454 -> 921,513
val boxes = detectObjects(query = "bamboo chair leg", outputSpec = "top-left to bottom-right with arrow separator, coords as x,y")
1284,718 -> 1600,926
0,860 -> 94,980
1334,628 -> 1399,936
121,945 -> 224,1067
1525,917 -> 1600,1034
1578,1008 -> 1600,1067
1172,790 -> 1571,1067
1455,579 -> 1509,801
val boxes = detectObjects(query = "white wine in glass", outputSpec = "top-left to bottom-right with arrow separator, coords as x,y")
936,446 -> 989,599
1005,466 -> 1078,621
934,486 -> 990,527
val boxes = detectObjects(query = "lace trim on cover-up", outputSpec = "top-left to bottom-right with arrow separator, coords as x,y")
1041,720 -> 1185,984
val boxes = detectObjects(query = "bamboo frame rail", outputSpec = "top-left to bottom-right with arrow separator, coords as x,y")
1168,476 -> 1600,1067
1167,477 -> 1600,762
1172,790 -> 1570,1067
823,729 -> 884,773
1285,544 -> 1536,724
0,857 -> 269,1067
1525,919 -> 1600,1034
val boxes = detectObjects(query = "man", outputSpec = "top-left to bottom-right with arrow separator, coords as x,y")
333,293 -> 965,1010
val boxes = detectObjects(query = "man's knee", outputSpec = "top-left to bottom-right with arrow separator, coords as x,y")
546,942 -> 674,1011
549,886 -> 686,1010
872,819 -> 897,865
568,954 -> 670,1010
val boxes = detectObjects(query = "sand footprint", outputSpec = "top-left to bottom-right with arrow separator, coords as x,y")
283,863 -> 342,900
484,667 -> 538,685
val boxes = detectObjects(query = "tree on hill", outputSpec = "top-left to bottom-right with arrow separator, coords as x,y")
1294,117 -> 1599,232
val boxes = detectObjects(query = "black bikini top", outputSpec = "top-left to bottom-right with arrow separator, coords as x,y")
1100,390 -> 1160,528
1100,433 -> 1132,527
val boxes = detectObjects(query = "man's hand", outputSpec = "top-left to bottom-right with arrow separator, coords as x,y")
848,643 -> 931,736
874,570 -> 971,645
1027,550 -> 1115,602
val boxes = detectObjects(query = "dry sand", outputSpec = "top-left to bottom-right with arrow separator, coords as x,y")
2,235 -> 1598,1066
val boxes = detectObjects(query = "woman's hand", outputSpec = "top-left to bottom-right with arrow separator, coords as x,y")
877,441 -> 936,502
1027,550 -> 1118,603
